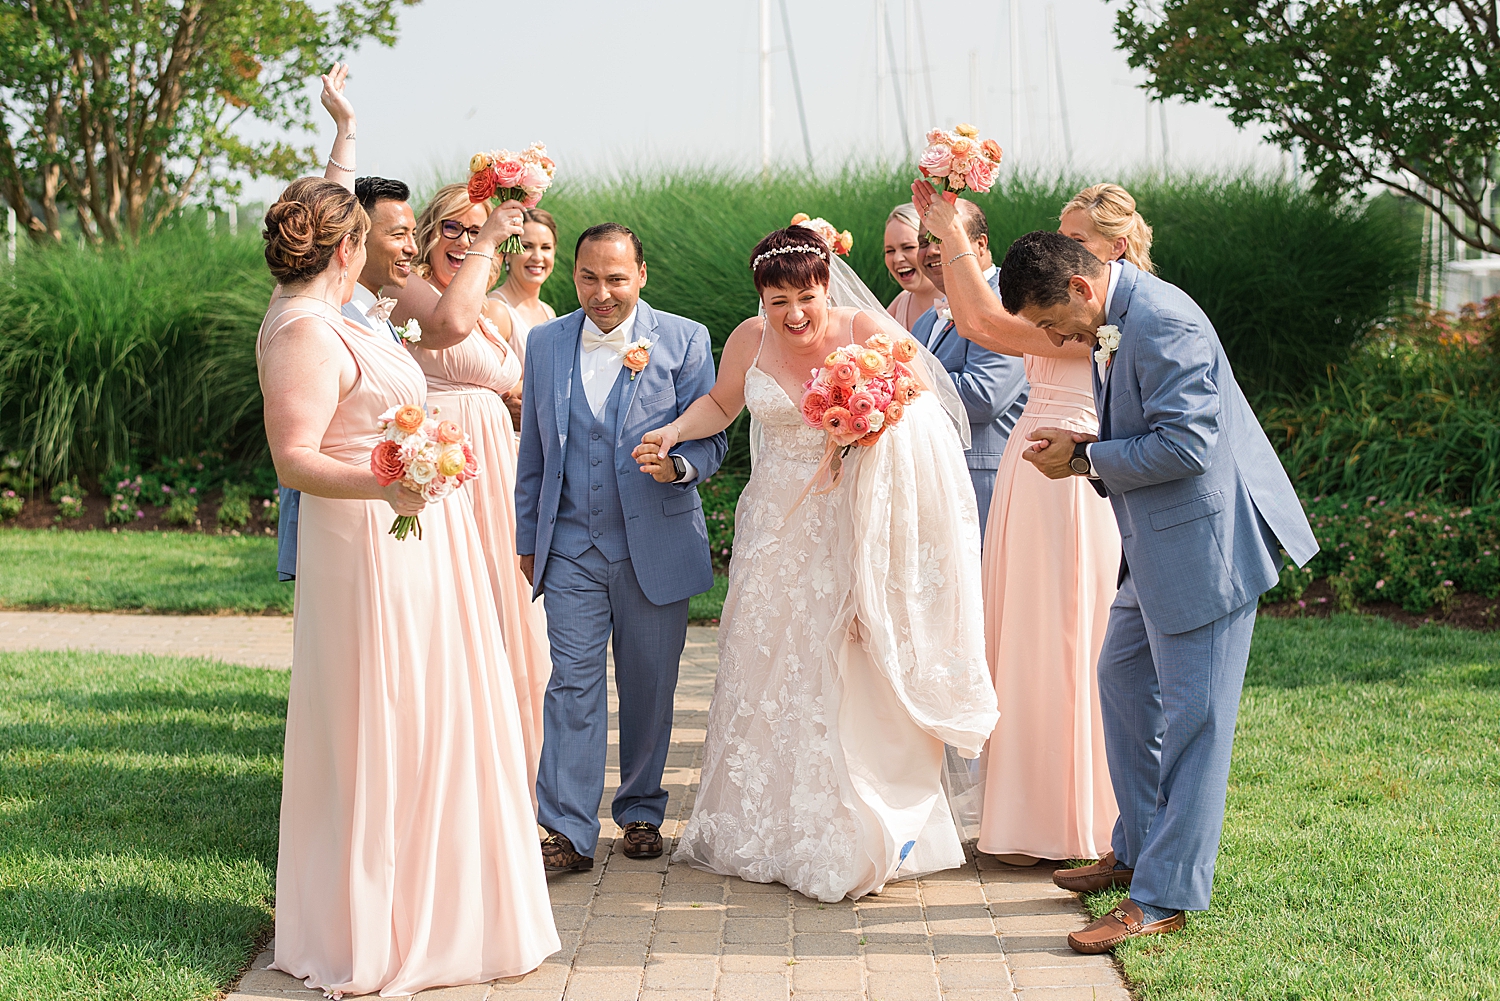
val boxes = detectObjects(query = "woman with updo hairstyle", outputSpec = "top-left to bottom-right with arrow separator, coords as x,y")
883,203 -> 941,331
394,182 -> 553,795
489,207 -> 559,363
1060,182 -> 1155,272
256,74 -> 556,997
635,221 -> 996,901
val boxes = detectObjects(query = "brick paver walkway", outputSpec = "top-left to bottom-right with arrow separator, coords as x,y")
1,613 -> 1128,1000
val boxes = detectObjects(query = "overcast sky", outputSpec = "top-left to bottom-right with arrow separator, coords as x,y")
245,0 -> 1286,202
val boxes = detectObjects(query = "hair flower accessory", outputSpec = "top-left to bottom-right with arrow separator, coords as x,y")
789,212 -> 853,256
622,338 -> 652,379
1094,324 -> 1122,378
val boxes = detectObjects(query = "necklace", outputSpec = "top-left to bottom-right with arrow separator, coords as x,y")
277,293 -> 338,308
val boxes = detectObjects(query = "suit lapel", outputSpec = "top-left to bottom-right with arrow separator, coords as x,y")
1097,263 -> 1138,439
555,311 -> 585,450
615,301 -> 658,446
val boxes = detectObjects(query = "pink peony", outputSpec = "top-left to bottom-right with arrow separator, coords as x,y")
865,375 -> 893,409
846,391 -> 876,417
918,144 -> 953,178
800,385 -> 832,428
965,156 -> 996,193
494,158 -> 526,187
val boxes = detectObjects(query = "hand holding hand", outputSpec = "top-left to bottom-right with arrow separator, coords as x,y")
320,62 -> 356,128
503,389 -> 523,427
381,479 -> 427,517
1021,428 -> 1098,480
633,424 -> 682,483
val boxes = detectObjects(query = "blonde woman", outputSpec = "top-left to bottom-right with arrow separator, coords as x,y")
391,184 -> 553,801
883,203 -> 941,330
910,180 -> 1155,866
489,207 -> 560,365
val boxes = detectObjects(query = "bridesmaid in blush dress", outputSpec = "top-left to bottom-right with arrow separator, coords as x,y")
488,207 -> 560,367
392,184 -> 553,796
257,175 -> 556,997
912,181 -> 1151,865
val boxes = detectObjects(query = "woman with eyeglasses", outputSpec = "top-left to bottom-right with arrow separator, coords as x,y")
391,183 -> 553,803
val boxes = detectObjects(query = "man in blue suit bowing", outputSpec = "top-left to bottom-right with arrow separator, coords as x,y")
910,199 -> 1028,536
1002,231 -> 1317,952
515,223 -> 727,872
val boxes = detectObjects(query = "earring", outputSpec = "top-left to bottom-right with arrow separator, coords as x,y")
341,267 -> 348,282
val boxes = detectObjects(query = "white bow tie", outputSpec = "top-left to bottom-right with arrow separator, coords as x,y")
581,325 -> 626,354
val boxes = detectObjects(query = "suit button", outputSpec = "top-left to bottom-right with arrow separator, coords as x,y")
591,432 -> 600,440
592,508 -> 601,515
549,516 -> 554,523
591,484 -> 600,491
591,458 -> 600,466
592,530 -> 601,538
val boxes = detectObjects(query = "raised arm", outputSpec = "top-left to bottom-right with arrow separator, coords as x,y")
387,201 -> 526,350
319,64 -> 357,193
911,183 -> 1088,360
632,316 -> 762,474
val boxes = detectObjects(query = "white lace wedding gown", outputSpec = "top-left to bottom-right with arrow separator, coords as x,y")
675,349 -> 998,902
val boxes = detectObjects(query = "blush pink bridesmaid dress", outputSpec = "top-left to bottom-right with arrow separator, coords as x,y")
259,308 -> 557,998
409,302 -> 552,798
977,352 -> 1121,862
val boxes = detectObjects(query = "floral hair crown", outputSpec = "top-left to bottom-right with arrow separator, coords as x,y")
751,243 -> 827,271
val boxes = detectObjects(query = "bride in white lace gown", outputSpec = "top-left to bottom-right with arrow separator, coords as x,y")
634,225 -> 998,901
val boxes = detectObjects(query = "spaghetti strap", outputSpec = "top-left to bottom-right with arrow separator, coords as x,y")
753,317 -> 768,367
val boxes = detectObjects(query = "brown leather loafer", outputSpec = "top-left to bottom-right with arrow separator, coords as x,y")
540,830 -> 593,872
1068,899 -> 1184,953
1053,850 -> 1133,893
620,821 -> 664,859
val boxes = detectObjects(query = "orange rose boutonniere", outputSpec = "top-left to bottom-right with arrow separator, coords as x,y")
622,338 -> 652,380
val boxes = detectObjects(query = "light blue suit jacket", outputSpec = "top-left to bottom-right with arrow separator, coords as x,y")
514,300 -> 727,607
909,269 -> 1028,471
1091,262 -> 1318,635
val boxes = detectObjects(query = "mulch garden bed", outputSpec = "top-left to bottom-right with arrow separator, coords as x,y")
3,492 -> 278,537
1261,576 -> 1500,631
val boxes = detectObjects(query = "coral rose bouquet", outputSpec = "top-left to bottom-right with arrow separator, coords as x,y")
916,123 -> 1003,200
465,142 -> 555,253
369,403 -> 481,541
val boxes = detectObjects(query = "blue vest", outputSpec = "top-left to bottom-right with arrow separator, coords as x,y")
552,344 -> 631,563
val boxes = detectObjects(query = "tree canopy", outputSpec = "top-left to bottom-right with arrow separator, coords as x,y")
1116,1 -> 1500,255
0,0 -> 418,243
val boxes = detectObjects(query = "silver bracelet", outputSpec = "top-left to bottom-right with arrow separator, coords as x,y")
327,154 -> 354,171
463,251 -> 494,260
947,251 -> 977,267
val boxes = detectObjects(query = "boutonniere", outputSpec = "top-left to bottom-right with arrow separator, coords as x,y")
394,318 -> 422,344
622,338 -> 652,380
936,299 -> 952,323
1094,324 -> 1121,378
367,297 -> 397,323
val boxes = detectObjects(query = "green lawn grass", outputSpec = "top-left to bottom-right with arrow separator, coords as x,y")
0,529 -> 288,614
0,649 -> 285,1001
1087,614 -> 1500,1000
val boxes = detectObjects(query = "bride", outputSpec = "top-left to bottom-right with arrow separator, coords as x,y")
633,223 -> 997,901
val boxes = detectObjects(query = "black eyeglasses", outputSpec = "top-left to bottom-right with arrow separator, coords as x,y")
439,219 -> 483,243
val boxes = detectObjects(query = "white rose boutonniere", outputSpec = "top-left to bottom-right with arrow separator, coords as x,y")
1094,324 -> 1121,379
394,318 -> 422,344
936,298 -> 952,323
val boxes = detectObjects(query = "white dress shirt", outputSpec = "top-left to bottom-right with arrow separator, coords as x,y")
579,308 -> 637,417
1085,260 -> 1124,475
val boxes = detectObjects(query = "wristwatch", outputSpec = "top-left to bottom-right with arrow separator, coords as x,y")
1069,442 -> 1092,476
670,454 -> 689,481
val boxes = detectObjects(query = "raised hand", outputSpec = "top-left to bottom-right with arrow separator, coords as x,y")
320,62 -> 356,130
911,180 -> 963,242
479,199 -> 527,248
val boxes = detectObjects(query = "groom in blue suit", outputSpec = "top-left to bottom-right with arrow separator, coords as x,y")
909,199 -> 1028,536
516,223 -> 727,871
1002,231 -> 1317,952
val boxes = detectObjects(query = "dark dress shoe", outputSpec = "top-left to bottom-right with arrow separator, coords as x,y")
620,821 -> 664,859
1052,850 -> 1133,893
1068,899 -> 1184,953
540,830 -> 593,872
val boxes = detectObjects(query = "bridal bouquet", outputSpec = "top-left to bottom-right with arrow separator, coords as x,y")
917,123 -> 1003,198
799,332 -> 923,451
369,404 -> 480,541
466,143 -> 555,253
790,212 -> 853,256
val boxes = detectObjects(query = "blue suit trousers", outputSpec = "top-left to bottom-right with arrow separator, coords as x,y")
969,467 -> 997,542
1096,570 -> 1257,912
536,547 -> 688,859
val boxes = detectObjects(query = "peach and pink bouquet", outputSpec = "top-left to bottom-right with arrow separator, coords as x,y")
917,123 -> 1003,199
370,403 -> 480,541
466,142 -> 555,253
790,212 -> 854,256
799,332 -> 923,452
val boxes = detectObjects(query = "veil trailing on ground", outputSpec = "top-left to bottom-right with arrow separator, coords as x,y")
749,251 -> 973,466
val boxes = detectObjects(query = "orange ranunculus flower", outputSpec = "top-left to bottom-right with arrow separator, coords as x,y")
856,349 -> 887,376
829,360 -> 859,386
981,138 -> 1003,164
950,137 -> 973,159
893,376 -> 919,403
790,212 -> 811,226
864,332 -> 894,354
393,404 -> 426,433
892,337 -> 918,362
822,406 -> 853,436
436,420 -> 463,444
437,443 -> 466,477
883,401 -> 905,426
623,344 -> 651,373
